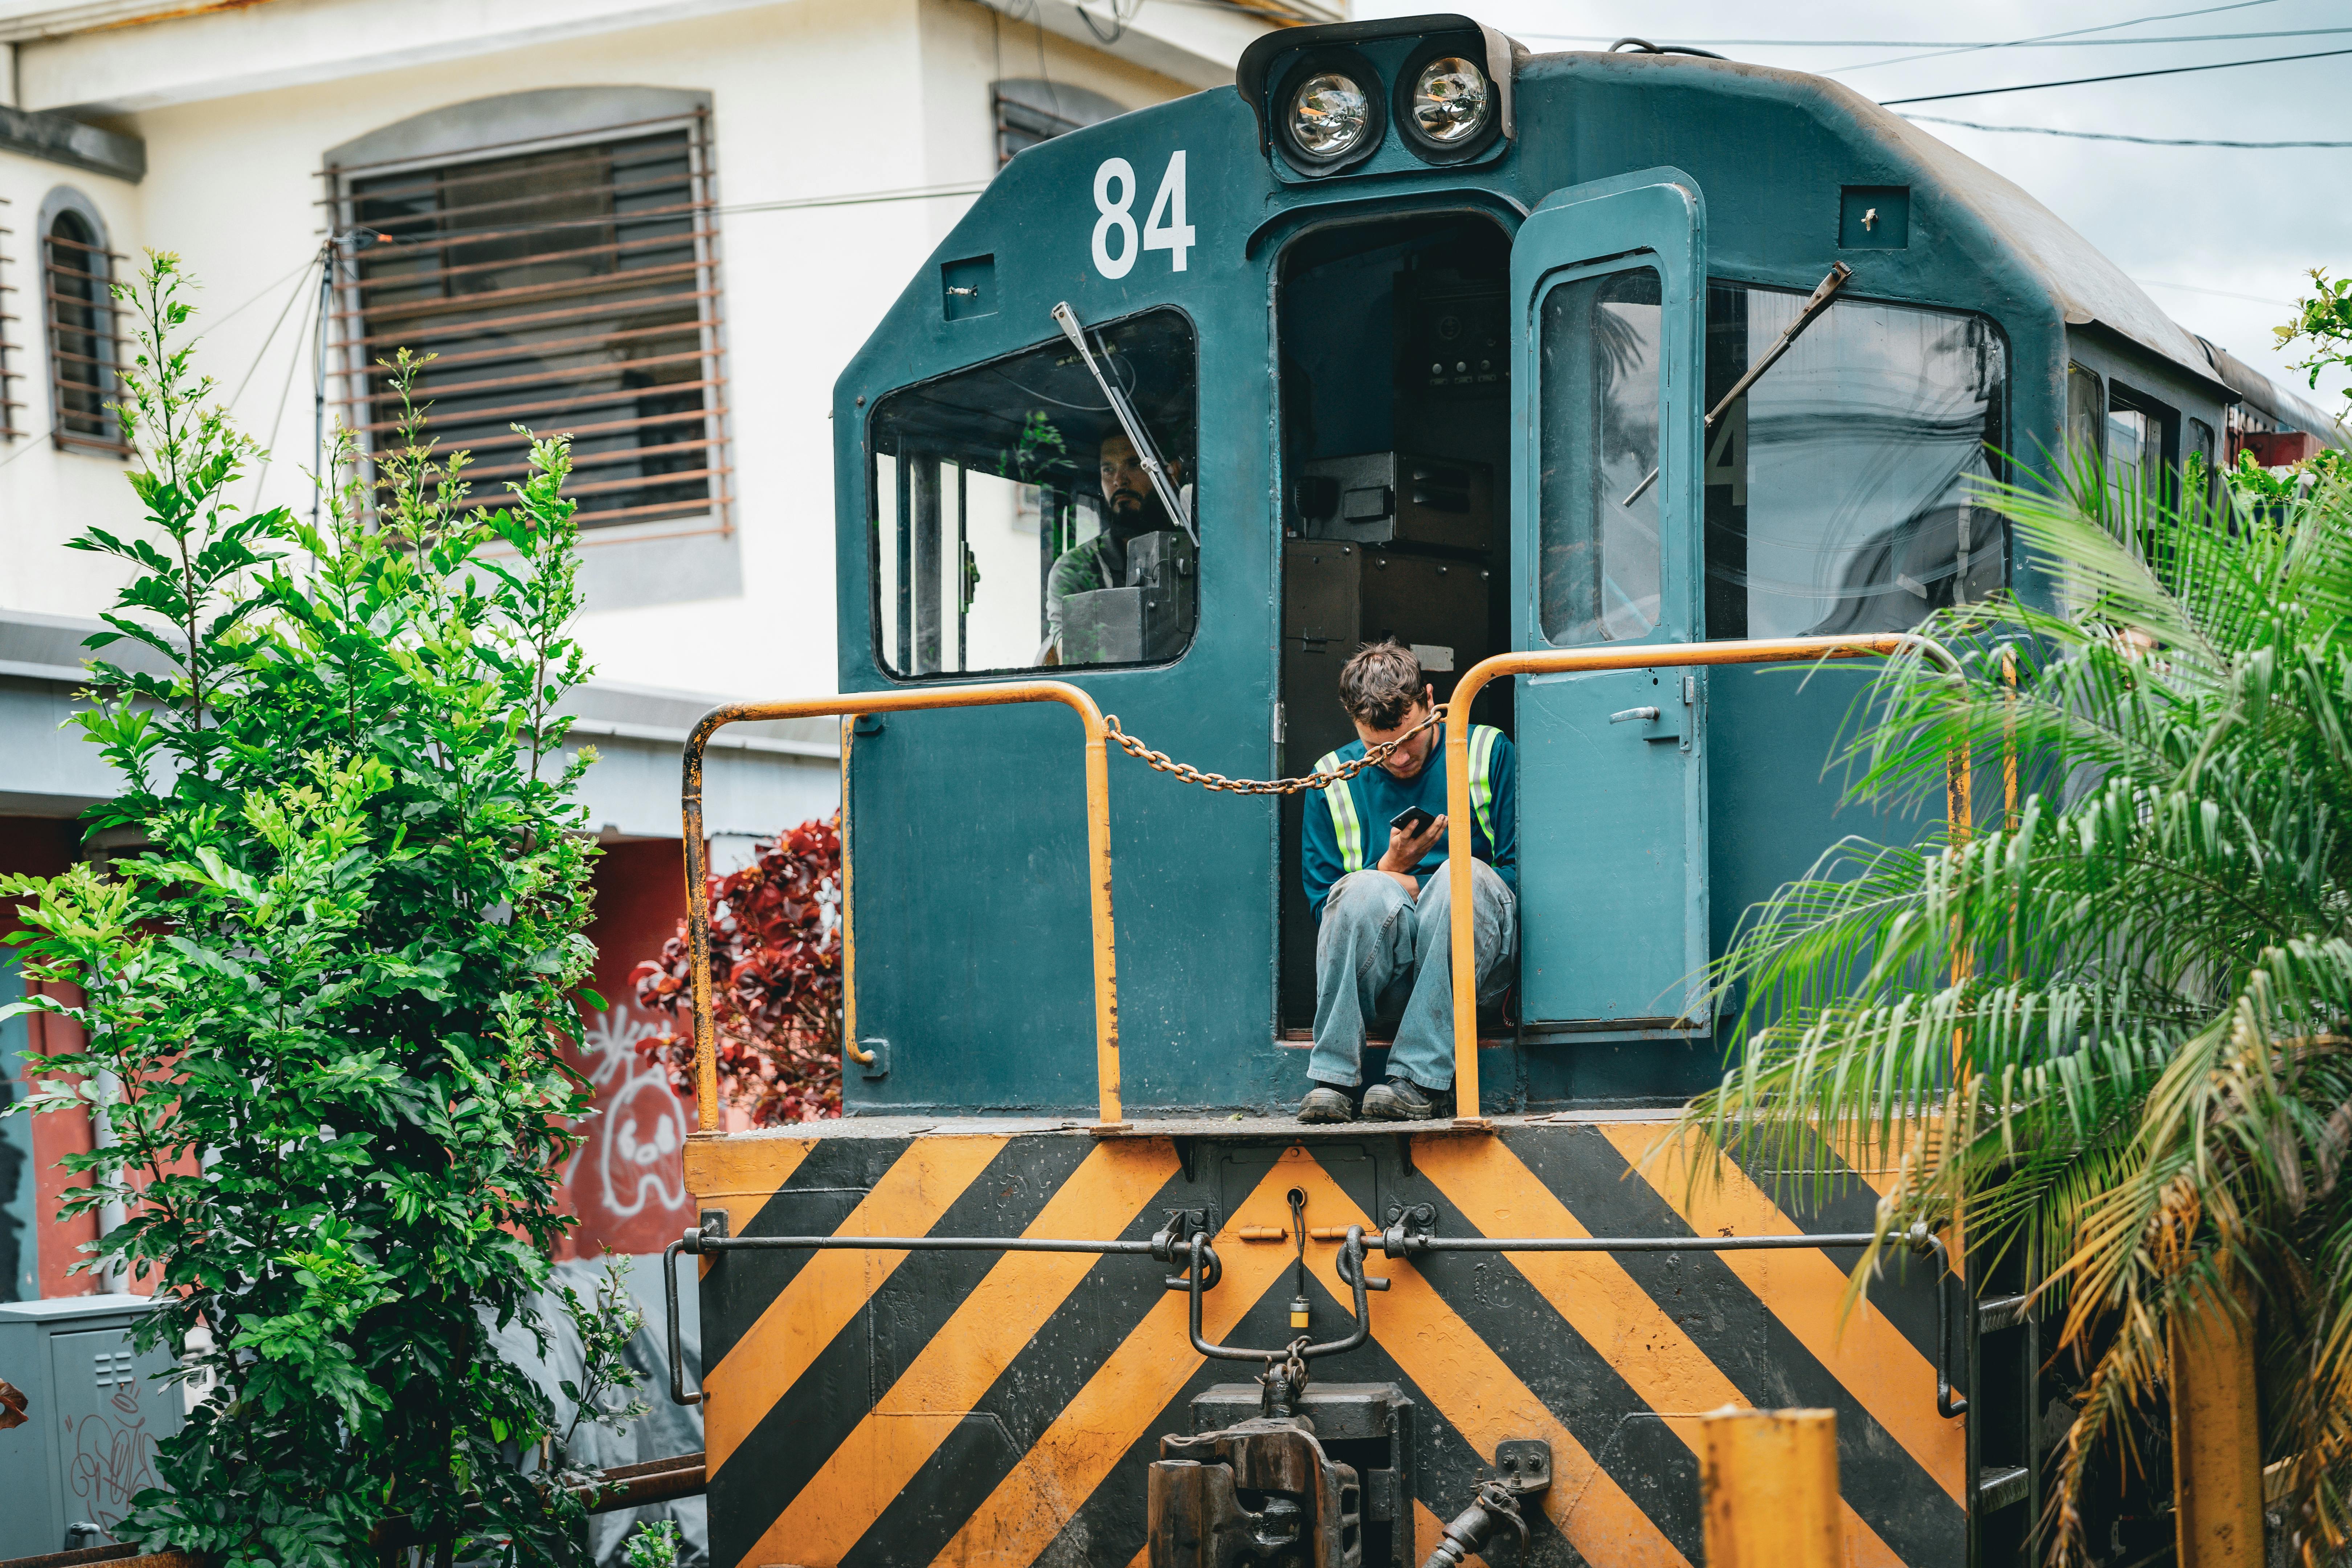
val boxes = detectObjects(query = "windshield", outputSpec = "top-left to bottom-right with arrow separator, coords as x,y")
868,309 -> 1199,675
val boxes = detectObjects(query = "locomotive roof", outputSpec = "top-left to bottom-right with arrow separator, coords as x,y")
1512,45 -> 2235,400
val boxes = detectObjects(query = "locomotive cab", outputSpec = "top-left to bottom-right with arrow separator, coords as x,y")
830,13 -> 2231,1120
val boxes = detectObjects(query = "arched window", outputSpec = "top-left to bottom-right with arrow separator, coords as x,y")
42,191 -> 124,454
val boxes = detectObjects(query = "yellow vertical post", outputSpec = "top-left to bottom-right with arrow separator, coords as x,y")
1443,710 -> 1479,1125
2171,1280 -> 2264,1567
1082,722 -> 1124,1129
1699,1407 -> 1841,1568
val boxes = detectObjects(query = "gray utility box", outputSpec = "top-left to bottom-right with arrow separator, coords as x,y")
0,1295 -> 183,1556
1295,452 -> 1492,552
1282,538 -> 1490,765
1060,529 -> 1196,665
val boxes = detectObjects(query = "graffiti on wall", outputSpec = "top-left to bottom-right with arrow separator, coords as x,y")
559,1001 -> 696,1258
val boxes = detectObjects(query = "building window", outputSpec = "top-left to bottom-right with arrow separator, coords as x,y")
993,80 -> 1128,166
0,196 -> 19,442
41,190 -> 125,456
324,101 -> 726,535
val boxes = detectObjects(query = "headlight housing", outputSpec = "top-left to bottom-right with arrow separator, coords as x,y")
1273,53 -> 1383,175
1407,57 -> 1490,145
1392,40 -> 1505,163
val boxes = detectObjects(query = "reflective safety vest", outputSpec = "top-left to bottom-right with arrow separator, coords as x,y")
1312,724 -> 1503,876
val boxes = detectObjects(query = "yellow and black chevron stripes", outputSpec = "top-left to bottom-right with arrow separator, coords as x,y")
684,1124 -> 1967,1568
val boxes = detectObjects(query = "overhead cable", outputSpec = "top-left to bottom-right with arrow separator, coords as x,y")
1828,0 -> 2279,74
1516,25 -> 2345,50
1882,42 -> 2352,105
1902,112 -> 2352,147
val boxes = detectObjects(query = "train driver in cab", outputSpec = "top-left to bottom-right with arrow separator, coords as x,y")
1297,642 -> 1517,1122
1041,429 -> 1188,661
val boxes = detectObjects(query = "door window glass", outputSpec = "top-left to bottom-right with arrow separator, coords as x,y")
1539,268 -> 1663,645
2067,363 -> 2104,460
1703,286 -> 2006,638
870,309 -> 1197,675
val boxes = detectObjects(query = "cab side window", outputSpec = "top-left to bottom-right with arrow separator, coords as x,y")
1702,288 -> 2007,638
870,309 -> 1198,676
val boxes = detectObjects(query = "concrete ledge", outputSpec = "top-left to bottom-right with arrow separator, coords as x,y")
0,103 -> 142,181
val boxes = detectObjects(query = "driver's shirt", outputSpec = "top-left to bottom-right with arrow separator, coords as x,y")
1043,531 -> 1128,650
1300,724 -> 1517,921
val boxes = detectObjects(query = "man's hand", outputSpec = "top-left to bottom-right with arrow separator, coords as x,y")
1376,813 -> 1447,895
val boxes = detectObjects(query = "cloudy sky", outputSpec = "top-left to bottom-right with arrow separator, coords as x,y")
1355,0 -> 2352,417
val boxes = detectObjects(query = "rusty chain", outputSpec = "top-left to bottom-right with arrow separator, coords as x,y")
1102,703 -> 1447,796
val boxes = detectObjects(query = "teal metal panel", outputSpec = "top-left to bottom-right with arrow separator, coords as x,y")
1508,170 -> 1710,1028
833,90 -> 1293,1116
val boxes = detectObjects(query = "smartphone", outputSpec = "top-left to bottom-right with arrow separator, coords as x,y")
1389,805 -> 1437,837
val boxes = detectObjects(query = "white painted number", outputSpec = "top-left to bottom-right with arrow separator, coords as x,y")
1092,157 -> 1139,279
1142,150 -> 1196,273
1092,151 -> 1193,279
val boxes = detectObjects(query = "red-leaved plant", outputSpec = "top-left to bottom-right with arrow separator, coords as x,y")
632,815 -> 843,1123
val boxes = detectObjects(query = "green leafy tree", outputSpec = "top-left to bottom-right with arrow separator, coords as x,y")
1682,457 -> 2352,1564
2,254 -> 612,1568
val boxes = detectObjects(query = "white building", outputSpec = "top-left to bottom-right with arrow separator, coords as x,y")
0,0 -> 1316,1311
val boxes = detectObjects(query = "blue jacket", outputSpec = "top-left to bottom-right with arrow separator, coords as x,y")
1300,723 -> 1516,921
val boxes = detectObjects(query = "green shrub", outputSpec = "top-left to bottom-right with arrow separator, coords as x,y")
3,254 -> 613,1568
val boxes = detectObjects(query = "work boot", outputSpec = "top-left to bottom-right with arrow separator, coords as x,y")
1361,1077 -> 1441,1121
1298,1086 -> 1355,1123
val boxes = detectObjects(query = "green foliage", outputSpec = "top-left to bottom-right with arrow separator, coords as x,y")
548,1257 -> 652,1497
1682,453 -> 2352,1563
621,1520 -> 679,1568
2280,266 -> 2352,418
0,253 -> 614,1568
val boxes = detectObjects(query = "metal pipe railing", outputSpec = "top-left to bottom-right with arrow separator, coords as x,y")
1439,633 -> 1963,1124
680,680 -> 1125,1130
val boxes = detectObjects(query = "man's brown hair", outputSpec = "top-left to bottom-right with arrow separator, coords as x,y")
1337,640 -> 1427,730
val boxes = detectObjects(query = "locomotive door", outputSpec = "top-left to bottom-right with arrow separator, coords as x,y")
1508,169 -> 1711,1029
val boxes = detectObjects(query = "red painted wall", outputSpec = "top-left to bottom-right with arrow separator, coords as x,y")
0,817 -> 102,1299
555,838 -> 699,1260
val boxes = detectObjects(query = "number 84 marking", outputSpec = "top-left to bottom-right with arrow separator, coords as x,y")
1093,151 -> 1195,279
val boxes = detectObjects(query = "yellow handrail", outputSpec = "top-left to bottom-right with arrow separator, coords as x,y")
1441,633 -> 1964,1125
679,681 -> 1124,1133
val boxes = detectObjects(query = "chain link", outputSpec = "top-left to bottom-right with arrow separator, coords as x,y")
1102,704 -> 1447,796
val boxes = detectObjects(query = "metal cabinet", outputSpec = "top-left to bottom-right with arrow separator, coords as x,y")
0,1295 -> 183,1556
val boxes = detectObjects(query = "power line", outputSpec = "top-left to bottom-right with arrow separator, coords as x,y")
1828,0 -> 2279,74
720,182 -> 989,215
1902,112 -> 2352,147
1882,42 -> 2352,105
1514,24 -> 2346,50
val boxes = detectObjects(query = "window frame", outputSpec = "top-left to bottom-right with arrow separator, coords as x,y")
1695,278 -> 2012,640
863,304 -> 1202,683
320,100 -> 730,541
39,186 -> 127,458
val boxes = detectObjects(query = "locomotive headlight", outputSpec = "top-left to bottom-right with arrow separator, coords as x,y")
1409,57 -> 1490,144
1286,71 -> 1374,160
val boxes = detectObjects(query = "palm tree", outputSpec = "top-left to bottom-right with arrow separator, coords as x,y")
1682,452 -> 2352,1564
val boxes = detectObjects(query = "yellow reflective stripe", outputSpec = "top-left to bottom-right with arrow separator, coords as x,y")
1467,724 -> 1500,850
1314,751 -> 1365,874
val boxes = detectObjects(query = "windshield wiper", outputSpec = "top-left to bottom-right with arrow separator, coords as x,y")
1051,301 -> 1196,545
1621,260 -> 1852,507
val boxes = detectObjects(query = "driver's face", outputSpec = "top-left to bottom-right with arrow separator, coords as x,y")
1099,435 -> 1181,517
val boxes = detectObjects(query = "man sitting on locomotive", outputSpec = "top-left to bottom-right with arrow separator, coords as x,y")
1041,429 -> 1188,663
1298,642 -> 1518,1122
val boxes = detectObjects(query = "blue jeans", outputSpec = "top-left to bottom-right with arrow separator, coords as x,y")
1309,861 -> 1517,1093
